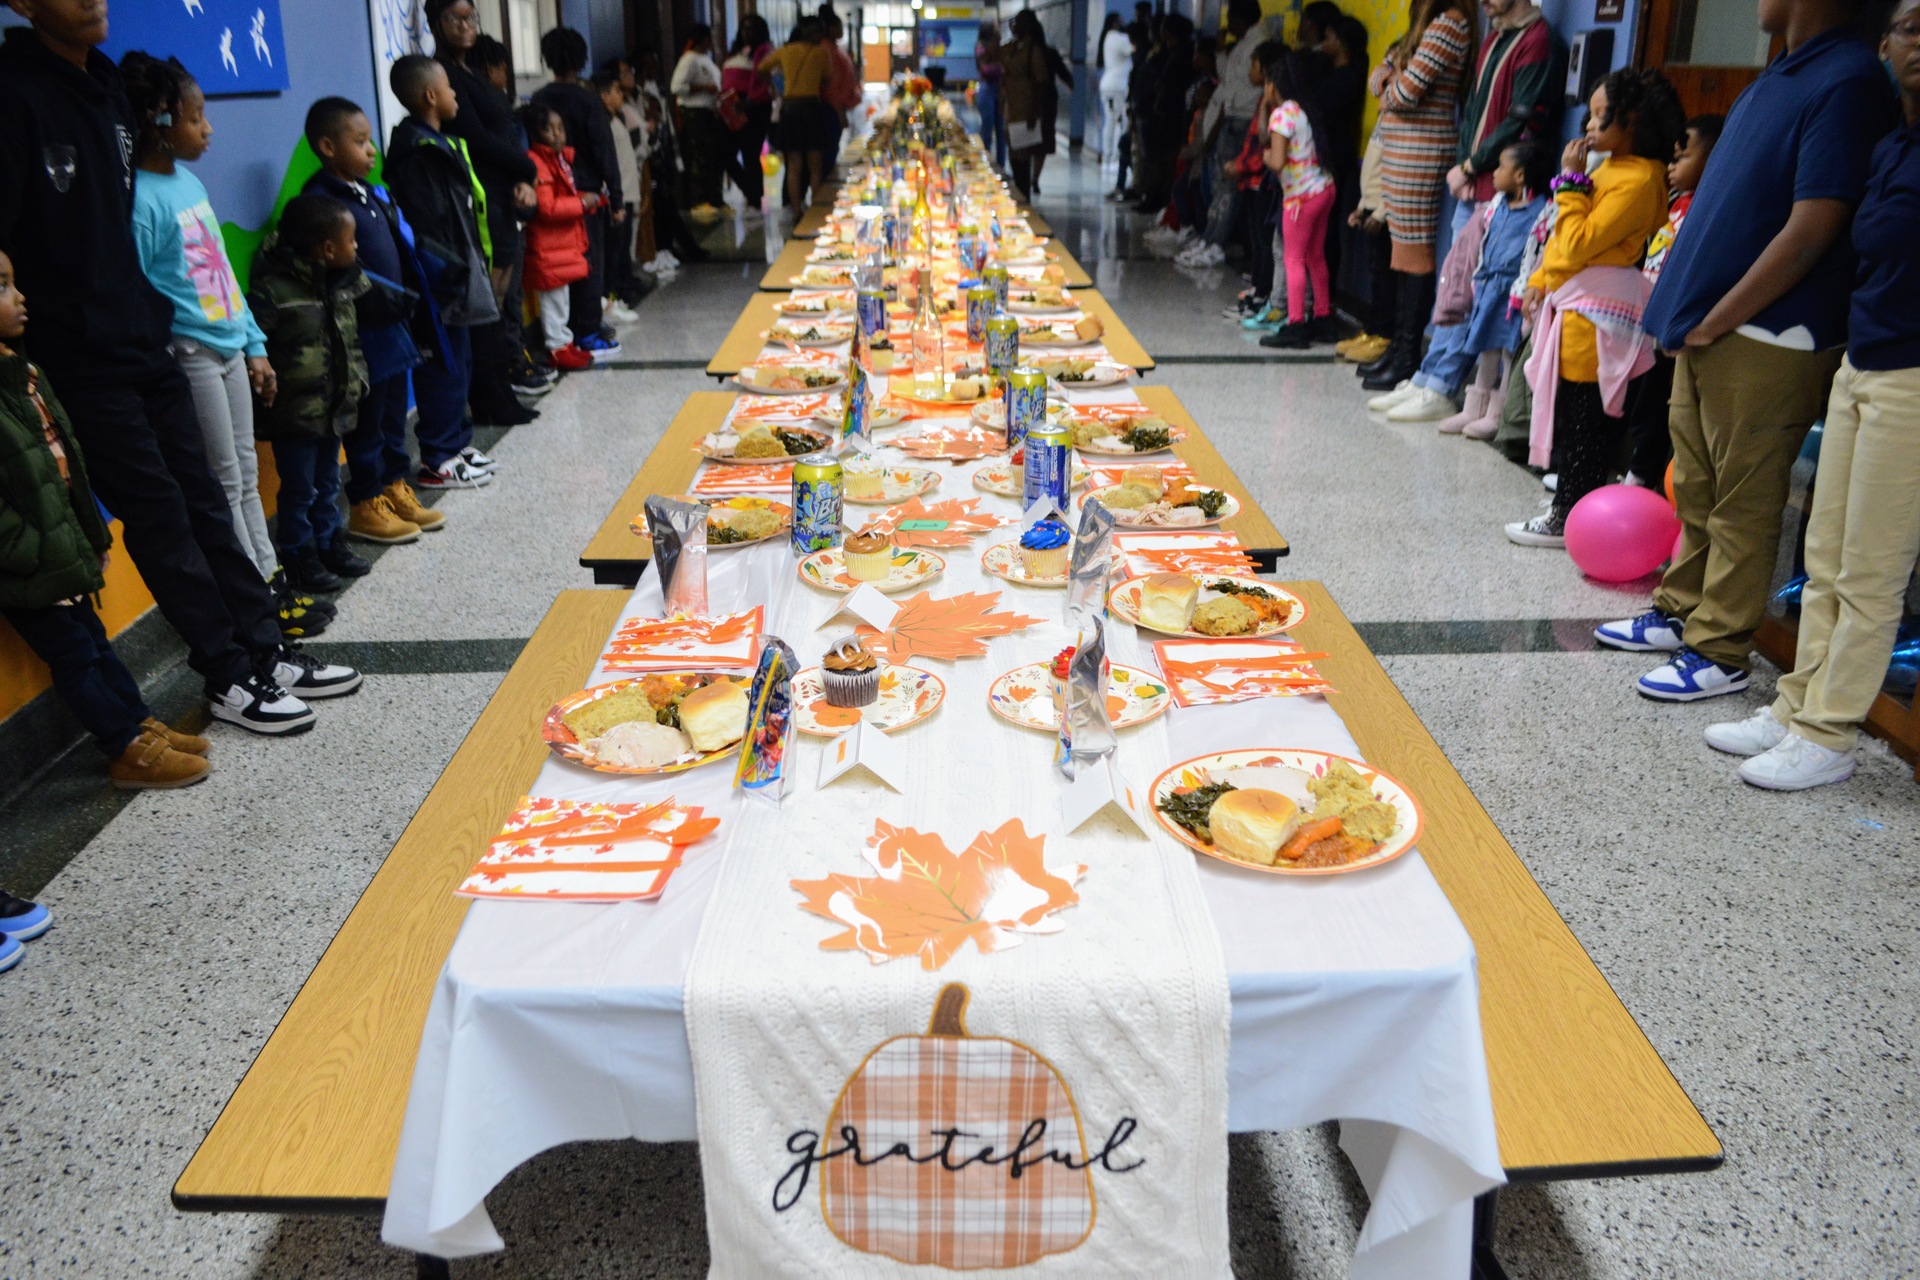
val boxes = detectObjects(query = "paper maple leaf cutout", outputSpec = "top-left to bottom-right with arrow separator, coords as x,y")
855,497 -> 1012,548
855,590 -> 1043,662
791,818 -> 1085,969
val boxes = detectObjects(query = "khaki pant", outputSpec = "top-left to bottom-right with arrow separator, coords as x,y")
1768,358 -> 1920,750
1653,332 -> 1843,670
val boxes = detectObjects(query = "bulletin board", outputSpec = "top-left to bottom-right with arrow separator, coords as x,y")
101,0 -> 290,96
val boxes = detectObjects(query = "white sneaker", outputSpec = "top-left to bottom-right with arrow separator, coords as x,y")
605,300 -> 640,324
459,445 -> 497,473
1738,734 -> 1856,791
1543,473 -> 1559,493
654,251 -> 681,270
1366,380 -> 1419,413
1705,707 -> 1789,756
1197,243 -> 1226,267
1504,512 -> 1566,547
1386,387 -> 1459,422
1636,648 -> 1749,702
209,673 -> 315,735
272,648 -> 363,700
416,457 -> 493,490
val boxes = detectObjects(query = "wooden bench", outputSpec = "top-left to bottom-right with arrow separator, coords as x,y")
577,385 -> 1283,587
759,234 -> 1093,291
173,579 -> 1720,1280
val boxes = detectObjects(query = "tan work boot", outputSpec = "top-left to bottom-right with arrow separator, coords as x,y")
142,716 -> 209,756
348,494 -> 421,544
382,480 -> 446,532
109,729 -> 211,790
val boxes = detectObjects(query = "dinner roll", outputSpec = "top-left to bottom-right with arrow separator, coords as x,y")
1122,466 -> 1165,498
1137,573 -> 1199,632
1209,789 -> 1303,865
678,680 -> 750,752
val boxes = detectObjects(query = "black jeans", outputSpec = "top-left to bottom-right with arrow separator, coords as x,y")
1625,352 -> 1676,484
1550,379 -> 1618,523
567,206 -> 607,341
5,602 -> 151,757
344,374 -> 412,503
52,364 -> 280,693
1244,183 -> 1278,298
734,103 -> 771,206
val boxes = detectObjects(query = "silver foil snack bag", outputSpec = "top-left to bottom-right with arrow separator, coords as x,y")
1055,615 -> 1117,781
644,495 -> 710,617
1064,498 -> 1116,628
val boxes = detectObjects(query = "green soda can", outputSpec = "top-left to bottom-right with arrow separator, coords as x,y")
1004,365 -> 1049,454
790,453 -> 844,554
965,284 -> 996,344
982,263 -> 1010,311
984,313 -> 1020,383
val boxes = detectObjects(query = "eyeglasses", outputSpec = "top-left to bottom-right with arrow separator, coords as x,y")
443,10 -> 481,29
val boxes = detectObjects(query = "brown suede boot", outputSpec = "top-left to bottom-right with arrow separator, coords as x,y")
109,729 -> 211,790
142,716 -> 210,756
383,480 -> 446,531
347,494 -> 421,544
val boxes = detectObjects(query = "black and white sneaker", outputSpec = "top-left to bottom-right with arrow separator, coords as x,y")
417,457 -> 493,489
273,648 -> 364,699
209,674 -> 316,735
458,445 -> 498,474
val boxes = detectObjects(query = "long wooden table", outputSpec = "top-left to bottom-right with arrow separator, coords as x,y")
578,385 -> 1285,586
173,579 -> 1719,1224
706,287 -> 1153,378
759,234 -> 1093,291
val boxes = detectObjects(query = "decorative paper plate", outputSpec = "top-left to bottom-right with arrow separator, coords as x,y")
769,322 -> 854,348
1075,424 -> 1191,456
805,248 -> 861,263
968,399 -> 1073,432
841,466 -> 941,504
1007,295 -> 1075,315
1018,326 -> 1096,348
798,546 -> 947,594
699,426 -> 832,463
988,663 -> 1170,731
895,425 -> 1009,461
1041,362 -> 1131,390
972,460 -> 1091,497
777,295 -> 856,317
1001,247 -> 1050,265
1108,574 -> 1306,637
891,377 -> 996,409
732,369 -> 846,396
1149,749 -> 1423,877
792,266 -> 856,287
1086,487 -> 1241,529
631,495 -> 792,548
792,663 -> 946,736
978,540 -> 1066,586
541,674 -> 746,775
812,400 -> 909,431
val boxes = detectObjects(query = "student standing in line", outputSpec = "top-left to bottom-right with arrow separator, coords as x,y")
671,25 -> 727,214
520,101 -> 597,372
1704,0 -> 1920,788
1597,0 -> 1896,703
1097,12 -> 1130,172
533,27 -> 624,361
1259,49 -> 1340,349
0,1 -> 357,732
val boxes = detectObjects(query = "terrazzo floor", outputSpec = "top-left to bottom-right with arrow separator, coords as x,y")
2,151 -> 1918,1279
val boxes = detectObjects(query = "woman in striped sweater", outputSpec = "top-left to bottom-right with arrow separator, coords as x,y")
1360,0 -> 1476,391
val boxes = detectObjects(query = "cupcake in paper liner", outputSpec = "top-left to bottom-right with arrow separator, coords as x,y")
1019,516 -> 1071,578
822,636 -> 882,707
843,528 -> 895,581
1049,645 -> 1075,716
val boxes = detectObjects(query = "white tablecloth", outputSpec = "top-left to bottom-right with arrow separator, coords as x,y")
382,373 -> 1505,1274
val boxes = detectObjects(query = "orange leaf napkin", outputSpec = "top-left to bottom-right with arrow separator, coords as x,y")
456,795 -> 721,902
1151,639 -> 1334,707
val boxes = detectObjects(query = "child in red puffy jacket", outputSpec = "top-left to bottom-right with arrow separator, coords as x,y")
520,101 -> 597,371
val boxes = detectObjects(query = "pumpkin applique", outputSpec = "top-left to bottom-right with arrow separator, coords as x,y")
821,984 -> 1095,1268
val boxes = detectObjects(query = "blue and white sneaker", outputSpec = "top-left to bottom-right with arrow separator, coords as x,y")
0,933 -> 21,974
1637,647 -> 1749,702
1596,609 -> 1685,652
0,892 -> 51,942
577,332 -> 622,362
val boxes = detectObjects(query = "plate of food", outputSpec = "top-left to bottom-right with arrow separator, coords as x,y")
770,319 -> 854,347
812,395 -> 909,431
1108,573 -> 1306,637
971,456 -> 1091,498
794,264 -> 856,287
1073,416 -> 1186,455
792,649 -> 946,736
777,292 -> 856,317
1087,476 -> 1238,528
978,539 -> 1067,586
633,495 -> 791,547
1018,317 -> 1104,347
733,363 -> 846,395
798,541 -> 946,594
842,463 -> 941,504
699,423 -> 832,463
1007,287 -> 1075,314
968,398 -> 1073,432
1150,749 -> 1422,875
542,673 -> 750,775
805,245 -> 861,263
988,657 -> 1171,731
1031,357 -> 1130,390
892,373 -> 995,407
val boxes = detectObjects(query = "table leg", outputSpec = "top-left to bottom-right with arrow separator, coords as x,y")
1471,1190 -> 1511,1280
416,1254 -> 451,1280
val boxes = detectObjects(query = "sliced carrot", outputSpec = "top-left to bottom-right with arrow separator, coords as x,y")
1277,817 -> 1345,862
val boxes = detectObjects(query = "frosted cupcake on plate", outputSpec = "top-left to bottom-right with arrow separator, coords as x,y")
1049,645 -> 1075,716
822,637 -> 881,707
843,528 -> 895,581
1018,517 -> 1071,578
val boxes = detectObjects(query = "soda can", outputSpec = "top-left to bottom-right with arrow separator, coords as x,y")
965,285 -> 995,344
956,224 -> 978,271
790,453 -> 844,554
1021,414 -> 1073,513
1005,365 -> 1049,455
856,287 -> 887,340
881,211 -> 903,259
984,313 -> 1019,382
982,263 -> 1010,311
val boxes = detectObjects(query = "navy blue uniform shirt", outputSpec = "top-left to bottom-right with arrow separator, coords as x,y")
1847,121 -> 1920,371
1644,28 -> 1896,352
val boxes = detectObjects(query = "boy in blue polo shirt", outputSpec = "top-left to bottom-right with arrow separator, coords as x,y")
1595,0 -> 1896,702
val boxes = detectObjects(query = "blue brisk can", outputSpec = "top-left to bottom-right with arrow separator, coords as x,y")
982,263 -> 1010,312
965,285 -> 995,345
1021,415 -> 1072,513
856,287 -> 886,340
790,453 -> 844,554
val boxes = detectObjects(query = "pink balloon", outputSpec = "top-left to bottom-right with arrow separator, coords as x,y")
1564,483 -> 1683,582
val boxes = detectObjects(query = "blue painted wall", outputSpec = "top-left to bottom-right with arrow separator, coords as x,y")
1539,0 -> 1640,138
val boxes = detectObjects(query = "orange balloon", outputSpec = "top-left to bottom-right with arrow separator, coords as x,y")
1663,459 -> 1676,507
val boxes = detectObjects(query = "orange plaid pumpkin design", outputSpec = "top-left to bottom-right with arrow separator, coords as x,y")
822,985 -> 1094,1267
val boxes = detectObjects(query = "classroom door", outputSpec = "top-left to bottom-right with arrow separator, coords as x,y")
1637,0 -> 1777,116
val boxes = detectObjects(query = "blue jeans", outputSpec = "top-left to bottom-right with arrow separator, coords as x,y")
1411,321 -> 1476,396
273,438 -> 344,553
3,601 -> 150,756
344,374 -> 413,503
976,83 -> 1007,168
412,322 -> 473,470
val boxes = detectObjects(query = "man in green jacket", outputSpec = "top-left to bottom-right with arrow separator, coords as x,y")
0,248 -> 211,791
